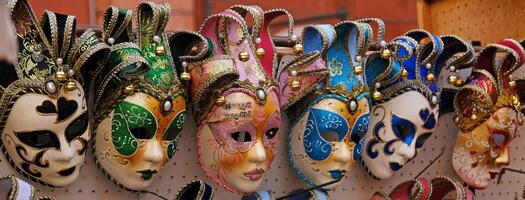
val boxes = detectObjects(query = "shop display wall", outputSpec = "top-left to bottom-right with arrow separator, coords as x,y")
0,57 -> 523,200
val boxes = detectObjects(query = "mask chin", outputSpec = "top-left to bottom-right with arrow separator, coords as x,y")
288,97 -> 357,188
361,91 -> 436,179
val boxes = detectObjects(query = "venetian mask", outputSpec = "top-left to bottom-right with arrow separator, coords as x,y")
452,39 -> 525,189
92,3 -> 188,191
1,0 -> 108,186
279,22 -> 373,188
190,7 -> 290,194
360,31 -> 474,179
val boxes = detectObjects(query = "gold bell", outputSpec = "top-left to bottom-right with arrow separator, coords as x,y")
293,43 -> 303,54
123,84 -> 136,95
426,73 -> 435,82
255,48 -> 265,58
180,72 -> 191,81
155,45 -> 166,56
239,51 -> 250,62
471,114 -> 477,120
55,71 -> 67,81
353,65 -> 363,75
509,80 -> 517,88
401,69 -> 408,78
454,78 -> 464,87
291,80 -> 301,91
447,75 -> 458,84
215,96 -> 226,105
372,90 -> 382,100
381,48 -> 391,59
65,81 -> 77,91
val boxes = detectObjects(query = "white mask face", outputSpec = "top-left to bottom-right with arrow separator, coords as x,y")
360,91 -> 437,179
95,92 -> 186,191
1,81 -> 89,186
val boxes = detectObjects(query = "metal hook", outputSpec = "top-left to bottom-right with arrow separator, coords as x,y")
497,167 -> 525,185
275,178 -> 342,200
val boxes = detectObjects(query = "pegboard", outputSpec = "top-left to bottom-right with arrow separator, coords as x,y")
1,59 -> 525,200
417,0 -> 525,45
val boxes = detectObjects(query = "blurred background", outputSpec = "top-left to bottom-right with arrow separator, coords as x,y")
27,0 -> 418,40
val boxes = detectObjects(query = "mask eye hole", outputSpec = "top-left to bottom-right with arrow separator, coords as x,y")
391,113 -> 416,145
16,131 -> 60,149
130,127 -> 152,139
230,131 -> 252,142
65,112 -> 88,142
491,132 -> 507,148
265,128 -> 278,140
415,132 -> 432,148
321,131 -> 339,142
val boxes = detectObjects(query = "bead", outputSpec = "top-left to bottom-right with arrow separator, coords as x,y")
255,48 -> 265,58
448,75 -> 458,84
45,81 -> 57,94
180,72 -> 191,81
67,69 -> 75,76
239,51 -> 250,62
293,44 -> 303,54
255,37 -> 261,44
65,81 -> 77,91
454,115 -> 460,124
426,63 -> 432,69
256,88 -> 267,101
291,80 -> 301,91
56,58 -> 63,65
431,95 -> 438,105
55,71 -> 67,81
381,49 -> 391,59
181,61 -> 188,67
123,84 -> 136,95
353,65 -> 363,75
355,56 -> 362,62
349,100 -> 357,112
153,35 -> 161,42
401,69 -> 408,78
163,100 -> 172,112
291,70 -> 298,76
107,37 -> 115,45
380,40 -> 387,47
426,73 -> 435,82
372,90 -> 382,100
155,45 -> 165,56
375,82 -> 381,89
449,65 -> 456,72
471,114 -> 477,120
191,46 -> 199,55
518,118 -> 524,125
291,35 -> 298,42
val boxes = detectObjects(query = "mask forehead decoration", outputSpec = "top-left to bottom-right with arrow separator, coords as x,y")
276,20 -> 373,189
452,39 -> 525,189
188,6 -> 292,194
360,29 -> 475,179
1,0 -> 108,187
91,2 -> 192,191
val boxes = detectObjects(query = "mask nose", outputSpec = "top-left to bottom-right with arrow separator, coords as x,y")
247,141 -> 267,163
495,147 -> 510,166
395,143 -> 416,160
55,143 -> 76,162
332,142 -> 352,163
143,140 -> 164,164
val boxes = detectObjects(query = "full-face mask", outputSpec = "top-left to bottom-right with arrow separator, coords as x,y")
1,0 -> 108,186
452,39 -> 525,189
360,30 -> 475,180
276,21 -> 374,189
187,6 -> 291,194
91,3 -> 190,191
